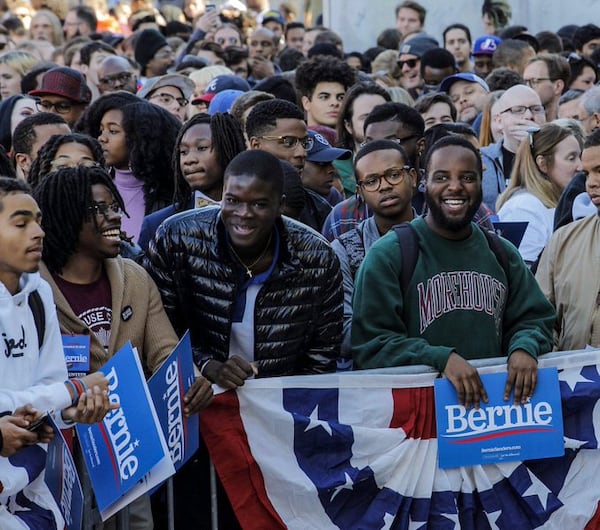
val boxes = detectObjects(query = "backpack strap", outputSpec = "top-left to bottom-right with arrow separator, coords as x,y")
28,290 -> 45,350
393,223 -> 511,296
479,227 -> 510,287
392,222 -> 419,293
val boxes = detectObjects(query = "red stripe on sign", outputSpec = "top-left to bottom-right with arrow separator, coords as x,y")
390,386 -> 437,439
200,391 -> 286,530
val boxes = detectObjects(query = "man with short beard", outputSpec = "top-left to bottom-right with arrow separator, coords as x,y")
352,136 -> 554,410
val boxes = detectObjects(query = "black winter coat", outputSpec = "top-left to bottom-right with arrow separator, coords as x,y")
144,207 -> 343,377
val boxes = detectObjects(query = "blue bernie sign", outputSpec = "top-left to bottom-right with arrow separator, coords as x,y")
76,342 -> 169,514
148,331 -> 199,472
435,367 -> 564,468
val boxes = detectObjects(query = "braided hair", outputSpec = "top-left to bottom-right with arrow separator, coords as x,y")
28,133 -> 105,190
172,112 -> 246,211
34,166 -> 126,274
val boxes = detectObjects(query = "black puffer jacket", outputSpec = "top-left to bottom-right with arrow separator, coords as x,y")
144,207 -> 343,377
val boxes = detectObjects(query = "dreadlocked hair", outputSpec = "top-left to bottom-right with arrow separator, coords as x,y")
28,133 -> 105,191
34,165 -> 126,274
121,102 -> 181,214
172,112 -> 246,211
74,91 -> 140,137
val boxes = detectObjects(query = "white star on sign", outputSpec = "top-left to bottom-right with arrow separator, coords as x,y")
558,367 -> 594,391
408,513 -> 427,530
440,511 -> 459,528
486,509 -> 502,530
305,404 -> 332,436
381,512 -> 395,529
330,472 -> 353,501
523,472 -> 551,510
564,436 -> 587,450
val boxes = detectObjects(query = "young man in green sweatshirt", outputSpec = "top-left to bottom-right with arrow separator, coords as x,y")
351,136 -> 555,409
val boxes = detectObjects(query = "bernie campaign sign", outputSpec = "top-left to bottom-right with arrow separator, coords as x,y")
148,331 -> 199,471
434,367 -> 564,468
45,415 -> 84,530
76,342 -> 174,520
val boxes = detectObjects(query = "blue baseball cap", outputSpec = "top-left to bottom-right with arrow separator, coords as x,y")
208,89 -> 244,115
439,73 -> 490,94
472,35 -> 502,55
306,131 -> 352,163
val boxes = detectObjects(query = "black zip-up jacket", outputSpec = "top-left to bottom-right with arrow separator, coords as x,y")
144,207 -> 343,377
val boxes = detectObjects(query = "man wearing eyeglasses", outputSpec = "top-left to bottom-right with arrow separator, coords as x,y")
138,74 -> 195,122
352,136 -> 554,408
79,41 -> 116,101
480,84 -> 546,211
522,54 -> 570,122
29,66 -> 91,127
322,101 -> 425,242
97,55 -> 138,95
246,98 -> 311,174
332,140 -> 416,366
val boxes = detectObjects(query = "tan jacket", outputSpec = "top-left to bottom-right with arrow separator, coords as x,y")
40,257 -> 178,374
536,214 -> 600,351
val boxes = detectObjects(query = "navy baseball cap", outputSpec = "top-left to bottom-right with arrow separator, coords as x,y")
472,35 -> 502,55
192,74 -> 250,105
306,131 -> 352,163
439,73 -> 490,94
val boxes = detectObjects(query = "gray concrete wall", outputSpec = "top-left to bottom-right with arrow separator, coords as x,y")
322,0 -> 600,54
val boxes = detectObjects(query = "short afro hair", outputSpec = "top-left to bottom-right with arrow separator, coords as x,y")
245,98 -> 304,139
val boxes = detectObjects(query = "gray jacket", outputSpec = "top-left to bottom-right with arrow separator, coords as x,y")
480,139 -> 507,212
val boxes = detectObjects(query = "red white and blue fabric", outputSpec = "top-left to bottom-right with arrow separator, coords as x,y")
200,350 -> 600,530
0,444 -> 63,530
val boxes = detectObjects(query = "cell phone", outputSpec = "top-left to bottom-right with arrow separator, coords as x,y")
27,412 -> 50,433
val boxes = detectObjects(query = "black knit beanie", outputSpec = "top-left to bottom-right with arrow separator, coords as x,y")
134,29 -> 168,72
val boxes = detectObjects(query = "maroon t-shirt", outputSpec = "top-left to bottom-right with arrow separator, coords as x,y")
53,272 -> 112,351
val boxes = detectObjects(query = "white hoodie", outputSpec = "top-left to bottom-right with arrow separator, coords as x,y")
0,273 -> 70,529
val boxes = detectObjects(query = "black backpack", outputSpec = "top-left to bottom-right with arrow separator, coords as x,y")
28,290 -> 45,350
392,223 -> 511,294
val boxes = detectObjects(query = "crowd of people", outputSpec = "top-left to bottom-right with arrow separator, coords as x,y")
1,0 -> 600,527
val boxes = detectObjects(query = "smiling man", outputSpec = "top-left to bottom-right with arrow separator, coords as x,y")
146,149 -> 342,385
352,135 -> 554,409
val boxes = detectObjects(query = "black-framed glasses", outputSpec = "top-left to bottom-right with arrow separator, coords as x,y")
87,202 -> 123,218
259,135 -> 314,150
500,105 -> 545,116
398,58 -> 418,69
149,92 -> 188,107
360,134 -> 419,149
50,159 -> 100,171
36,99 -> 75,114
525,77 -> 553,88
359,166 -> 411,192
99,72 -> 133,87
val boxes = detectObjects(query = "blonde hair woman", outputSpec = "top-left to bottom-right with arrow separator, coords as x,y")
0,50 -> 37,99
497,123 -> 582,265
